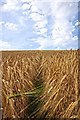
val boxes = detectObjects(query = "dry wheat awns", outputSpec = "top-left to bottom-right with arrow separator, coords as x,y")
1,50 -> 80,119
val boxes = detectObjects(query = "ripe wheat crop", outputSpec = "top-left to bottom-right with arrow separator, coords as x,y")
1,50 -> 80,119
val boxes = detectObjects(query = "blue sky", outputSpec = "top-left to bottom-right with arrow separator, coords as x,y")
0,0 -> 79,50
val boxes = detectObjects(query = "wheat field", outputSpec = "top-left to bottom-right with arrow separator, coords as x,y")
1,50 -> 80,119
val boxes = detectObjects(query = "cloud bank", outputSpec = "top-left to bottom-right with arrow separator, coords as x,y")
0,0 -> 79,50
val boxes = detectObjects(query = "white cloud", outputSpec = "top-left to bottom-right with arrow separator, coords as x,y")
0,40 -> 12,50
18,16 -> 28,26
29,1 -> 78,48
34,37 -> 50,50
42,0 -> 79,2
37,28 -> 47,35
1,0 -> 78,50
29,1 -> 48,36
0,21 -> 5,31
5,22 -> 18,31
75,21 -> 80,27
20,0 -> 32,2
30,1 -> 51,16
0,21 -> 5,26
33,1 -> 78,49
33,19 -> 48,36
50,2 -> 78,48
75,21 -> 78,26
21,3 -> 30,10
1,0 -> 32,12
72,36 -> 78,41
30,12 -> 44,21
2,0 -> 18,11
52,20 -> 73,45
31,4 -> 38,12
34,20 -> 47,29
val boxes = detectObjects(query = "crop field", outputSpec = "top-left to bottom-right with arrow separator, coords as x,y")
1,50 -> 80,119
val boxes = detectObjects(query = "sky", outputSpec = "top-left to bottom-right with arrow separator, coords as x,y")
0,0 -> 80,50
